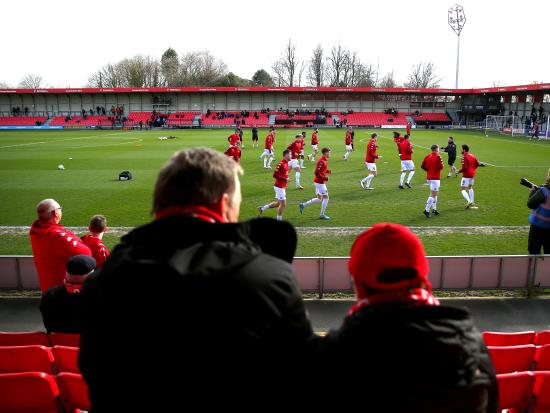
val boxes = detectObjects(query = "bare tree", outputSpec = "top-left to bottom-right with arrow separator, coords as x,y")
404,62 -> 441,88
326,45 -> 348,87
272,39 -> 300,86
117,55 -> 163,87
18,74 -> 45,88
307,44 -> 325,87
88,63 -> 127,88
179,51 -> 227,86
0,81 -> 10,88
378,71 -> 398,88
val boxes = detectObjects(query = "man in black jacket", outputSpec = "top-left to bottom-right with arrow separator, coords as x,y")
40,254 -> 96,334
79,148 -> 315,411
442,136 -> 458,178
319,223 -> 498,413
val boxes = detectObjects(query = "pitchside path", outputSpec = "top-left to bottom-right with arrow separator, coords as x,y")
1,297 -> 549,333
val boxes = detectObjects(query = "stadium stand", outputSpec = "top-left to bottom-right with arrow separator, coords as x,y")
49,332 -> 80,348
0,372 -> 60,413
413,112 -> 451,123
200,111 -> 270,127
0,345 -> 55,374
166,111 -> 200,126
57,372 -> 90,413
338,111 -> 411,126
49,116 -> 113,127
0,116 -> 47,126
52,346 -> 80,374
536,331 -> 550,346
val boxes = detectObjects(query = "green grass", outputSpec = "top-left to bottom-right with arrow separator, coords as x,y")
0,127 -> 548,256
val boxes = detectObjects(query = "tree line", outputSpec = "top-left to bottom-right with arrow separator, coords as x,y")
1,40 -> 442,89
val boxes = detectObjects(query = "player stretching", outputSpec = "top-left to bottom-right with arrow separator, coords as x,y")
360,133 -> 381,190
398,134 -> 415,189
288,134 -> 304,189
299,131 -> 307,168
259,128 -> 275,168
224,140 -> 241,163
227,129 -> 240,147
299,147 -> 332,220
459,144 -> 480,209
343,126 -> 353,160
308,128 -> 319,161
421,145 -> 444,218
257,149 -> 291,221
442,136 -> 458,178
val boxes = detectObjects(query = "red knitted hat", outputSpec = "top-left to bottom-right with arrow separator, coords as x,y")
349,223 -> 431,295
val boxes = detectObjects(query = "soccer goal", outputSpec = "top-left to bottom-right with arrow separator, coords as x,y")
484,115 -> 525,136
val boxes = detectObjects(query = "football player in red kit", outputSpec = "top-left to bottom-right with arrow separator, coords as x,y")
257,149 -> 292,221
308,128 -> 320,162
398,134 -> 415,189
287,134 -> 304,189
343,127 -> 353,161
458,144 -> 480,209
227,129 -> 240,147
406,121 -> 412,136
421,145 -> 444,218
224,140 -> 241,162
259,128 -> 275,168
360,133 -> 381,190
299,147 -> 332,220
393,131 -> 405,155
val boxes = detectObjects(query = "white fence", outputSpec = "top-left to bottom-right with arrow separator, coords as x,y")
1,255 -> 549,297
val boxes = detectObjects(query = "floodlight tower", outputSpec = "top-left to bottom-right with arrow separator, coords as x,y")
448,4 -> 466,88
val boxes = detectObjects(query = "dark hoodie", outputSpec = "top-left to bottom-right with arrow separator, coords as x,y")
79,216 -> 315,411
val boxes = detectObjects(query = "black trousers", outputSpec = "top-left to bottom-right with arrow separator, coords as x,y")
528,225 -> 550,254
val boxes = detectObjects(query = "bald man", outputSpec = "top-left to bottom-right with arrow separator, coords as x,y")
30,199 -> 91,293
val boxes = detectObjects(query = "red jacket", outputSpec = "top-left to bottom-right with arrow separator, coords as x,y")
365,139 -> 379,163
421,153 -> 444,180
288,140 -> 302,159
264,134 -> 274,150
406,124 -> 411,135
273,159 -> 289,188
345,131 -> 352,145
30,220 -> 92,292
81,235 -> 110,268
399,140 -> 413,161
228,133 -> 240,146
394,136 -> 404,154
459,152 -> 479,178
311,132 -> 319,145
224,146 -> 241,162
314,156 -> 331,183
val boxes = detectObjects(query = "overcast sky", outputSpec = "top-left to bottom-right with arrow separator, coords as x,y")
1,0 -> 548,89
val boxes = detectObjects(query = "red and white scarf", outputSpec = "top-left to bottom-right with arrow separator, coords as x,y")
347,288 -> 440,317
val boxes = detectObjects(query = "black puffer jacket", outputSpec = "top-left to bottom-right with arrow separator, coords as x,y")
319,304 -> 498,413
79,216 -> 315,411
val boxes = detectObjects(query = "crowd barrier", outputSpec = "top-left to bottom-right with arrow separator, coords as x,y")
0,255 -> 548,297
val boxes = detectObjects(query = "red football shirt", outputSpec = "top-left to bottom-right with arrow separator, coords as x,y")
421,153 -> 444,180
273,159 -> 289,188
398,140 -> 413,161
311,132 -> 319,145
406,124 -> 411,135
365,139 -> 379,163
314,156 -> 331,184
81,235 -> 110,268
394,136 -> 404,154
224,146 -> 241,162
460,152 -> 479,178
288,140 -> 302,159
228,133 -> 240,146
264,134 -> 274,150
345,131 -> 352,145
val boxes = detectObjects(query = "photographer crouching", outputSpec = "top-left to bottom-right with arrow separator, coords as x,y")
524,168 -> 550,254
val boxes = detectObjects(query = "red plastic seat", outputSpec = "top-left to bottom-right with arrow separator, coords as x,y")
497,371 -> 535,413
0,372 -> 60,413
488,345 -> 536,374
0,345 -> 55,374
49,332 -> 80,347
536,331 -> 550,346
0,331 -> 50,346
52,346 -> 80,374
56,372 -> 90,413
535,345 -> 550,371
483,331 -> 535,346
534,371 -> 550,413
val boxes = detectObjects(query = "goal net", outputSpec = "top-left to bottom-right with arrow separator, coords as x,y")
484,115 -> 524,136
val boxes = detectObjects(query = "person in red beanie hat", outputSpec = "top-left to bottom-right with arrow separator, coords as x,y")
319,223 -> 498,413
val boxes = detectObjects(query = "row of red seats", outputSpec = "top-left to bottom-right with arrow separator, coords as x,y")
0,345 -> 79,375
412,112 -> 450,122
49,116 -> 112,126
0,371 -> 88,413
489,344 -> 550,374
499,371 -> 550,412
0,116 -> 47,125
483,331 -> 550,347
0,331 -> 80,347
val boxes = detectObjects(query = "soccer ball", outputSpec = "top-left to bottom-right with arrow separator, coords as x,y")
57,164 -> 65,170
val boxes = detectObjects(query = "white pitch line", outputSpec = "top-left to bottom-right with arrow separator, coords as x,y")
0,131 -> 135,149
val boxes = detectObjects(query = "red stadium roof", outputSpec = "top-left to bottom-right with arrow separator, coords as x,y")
0,83 -> 549,95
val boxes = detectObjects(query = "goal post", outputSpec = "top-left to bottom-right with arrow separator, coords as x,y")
484,115 -> 525,136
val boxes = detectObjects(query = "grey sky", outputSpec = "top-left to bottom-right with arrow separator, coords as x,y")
1,0 -> 547,88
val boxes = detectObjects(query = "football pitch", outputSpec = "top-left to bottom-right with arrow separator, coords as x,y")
0,127 -> 549,257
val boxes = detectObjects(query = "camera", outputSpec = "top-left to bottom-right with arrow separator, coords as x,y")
520,178 -> 538,190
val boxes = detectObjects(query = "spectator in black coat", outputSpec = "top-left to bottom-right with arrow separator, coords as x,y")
39,255 -> 96,334
319,223 -> 498,413
79,148 -> 315,411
